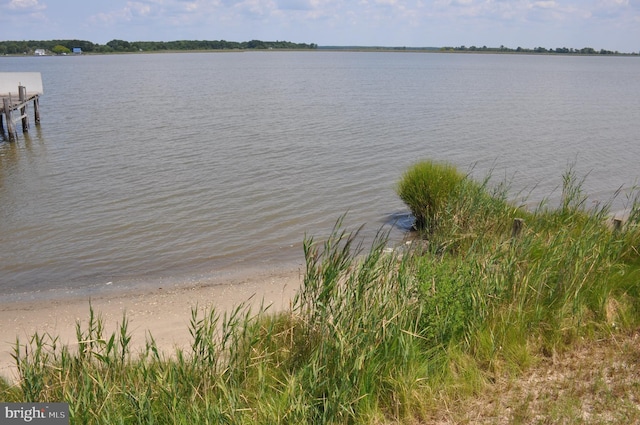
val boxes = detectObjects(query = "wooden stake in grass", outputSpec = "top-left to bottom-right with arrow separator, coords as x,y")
512,218 -> 525,238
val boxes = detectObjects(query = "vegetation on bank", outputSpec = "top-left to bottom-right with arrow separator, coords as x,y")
321,45 -> 639,55
2,160 -> 640,423
0,39 -> 317,55
2,39 -> 637,56
439,44 -> 637,55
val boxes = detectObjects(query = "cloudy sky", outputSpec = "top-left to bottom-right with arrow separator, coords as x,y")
1,0 -> 639,52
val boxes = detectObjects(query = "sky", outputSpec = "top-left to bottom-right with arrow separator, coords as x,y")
1,0 -> 639,53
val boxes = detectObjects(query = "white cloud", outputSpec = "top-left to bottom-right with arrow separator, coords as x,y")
598,0 -> 629,6
6,0 -> 45,11
1,0 -> 46,24
129,1 -> 153,16
532,0 -> 557,8
91,1 -> 161,25
8,0 -> 46,10
183,2 -> 198,12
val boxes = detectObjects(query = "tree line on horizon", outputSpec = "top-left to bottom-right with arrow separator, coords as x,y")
0,39 -> 635,56
0,39 -> 318,55
440,44 -> 635,55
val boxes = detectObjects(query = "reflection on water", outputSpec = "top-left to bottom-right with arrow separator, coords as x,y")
385,212 -> 415,232
0,129 -> 49,210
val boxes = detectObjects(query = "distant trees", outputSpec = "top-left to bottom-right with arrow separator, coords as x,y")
51,45 -> 71,55
0,39 -> 630,55
106,39 -> 131,52
439,44 -> 630,55
0,39 -> 96,54
246,39 -> 266,49
0,39 -> 317,55
0,41 -> 30,55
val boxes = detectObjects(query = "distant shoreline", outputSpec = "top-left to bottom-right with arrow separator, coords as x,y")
2,39 -> 638,58
3,49 -> 639,57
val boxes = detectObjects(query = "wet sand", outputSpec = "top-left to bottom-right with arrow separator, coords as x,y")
0,267 -> 303,382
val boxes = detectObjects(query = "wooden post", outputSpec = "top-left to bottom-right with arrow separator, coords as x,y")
2,97 -> 16,139
511,218 -> 524,238
613,218 -> 623,232
0,106 -> 4,134
33,95 -> 40,124
18,85 -> 29,132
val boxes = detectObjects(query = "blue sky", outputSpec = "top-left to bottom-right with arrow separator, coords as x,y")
1,0 -> 639,52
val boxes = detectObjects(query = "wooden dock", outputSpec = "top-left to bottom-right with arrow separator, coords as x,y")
0,72 -> 43,140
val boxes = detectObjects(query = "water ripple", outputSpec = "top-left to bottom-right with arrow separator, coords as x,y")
1,52 -> 639,295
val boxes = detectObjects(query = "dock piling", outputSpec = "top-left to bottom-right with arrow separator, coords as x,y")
18,85 -> 29,132
0,72 -> 43,140
2,97 -> 16,139
33,95 -> 40,124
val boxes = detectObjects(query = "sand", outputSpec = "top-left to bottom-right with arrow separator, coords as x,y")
0,267 -> 303,383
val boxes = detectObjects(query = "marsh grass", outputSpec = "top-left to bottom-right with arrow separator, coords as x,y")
396,160 -> 468,232
2,165 -> 640,424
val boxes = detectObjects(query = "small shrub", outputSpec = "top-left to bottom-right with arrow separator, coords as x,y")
397,160 -> 468,231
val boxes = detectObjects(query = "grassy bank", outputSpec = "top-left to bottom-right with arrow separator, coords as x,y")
2,162 -> 640,424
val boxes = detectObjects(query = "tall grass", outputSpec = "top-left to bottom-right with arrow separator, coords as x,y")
405,165 -> 640,378
396,160 -> 468,232
1,219 -> 434,424
397,160 -> 521,254
2,163 -> 640,424
292,219 -> 431,422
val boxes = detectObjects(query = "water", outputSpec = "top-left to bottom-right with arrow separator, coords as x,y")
1,51 -> 639,299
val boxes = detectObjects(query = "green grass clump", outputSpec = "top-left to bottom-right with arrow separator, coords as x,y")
396,160 -> 520,253
3,162 -> 640,424
397,160 -> 468,231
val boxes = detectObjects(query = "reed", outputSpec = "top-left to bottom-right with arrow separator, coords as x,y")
2,164 -> 640,423
396,160 -> 468,231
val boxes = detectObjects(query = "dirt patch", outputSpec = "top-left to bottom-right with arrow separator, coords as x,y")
433,332 -> 640,424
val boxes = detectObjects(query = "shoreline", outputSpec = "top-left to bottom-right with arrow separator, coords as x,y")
0,266 -> 303,382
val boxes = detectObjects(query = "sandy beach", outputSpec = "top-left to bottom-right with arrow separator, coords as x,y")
0,267 -> 303,383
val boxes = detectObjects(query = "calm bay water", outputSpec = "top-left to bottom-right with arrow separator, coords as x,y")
1,51 -> 639,300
